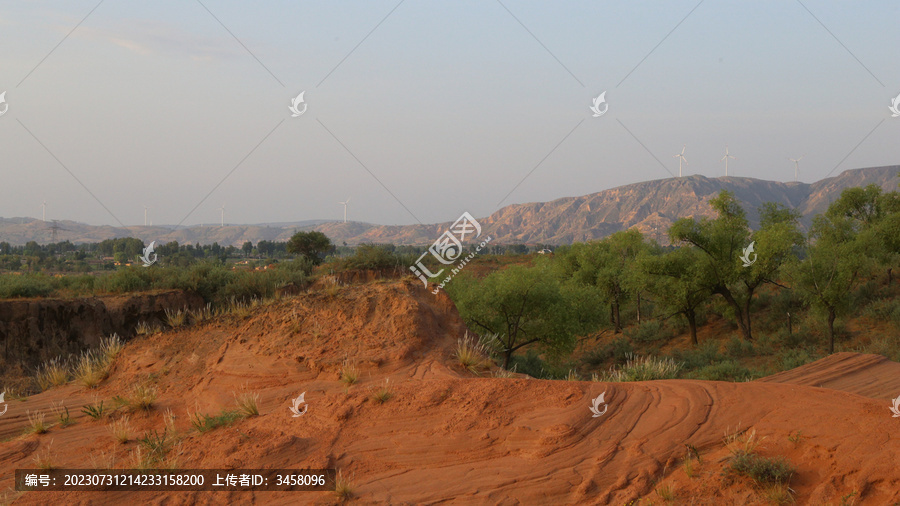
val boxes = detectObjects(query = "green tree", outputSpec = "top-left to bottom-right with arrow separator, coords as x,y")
670,192 -> 801,341
788,213 -> 867,353
286,231 -> 333,265
556,229 -> 646,333
241,241 -> 253,257
825,184 -> 900,283
448,265 -> 600,369
638,246 -> 711,344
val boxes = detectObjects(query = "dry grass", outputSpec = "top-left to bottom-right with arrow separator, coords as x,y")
725,427 -> 766,456
163,408 -> 177,434
125,384 -> 157,411
190,303 -> 215,323
135,321 -> 160,336
36,357 -> 69,391
340,360 -> 360,387
565,369 -> 581,381
31,441 -> 55,470
234,390 -> 260,417
26,411 -> 48,434
165,308 -> 189,328
72,350 -> 109,389
99,334 -> 124,362
334,470 -> 353,500
108,416 -> 132,444
492,366 -> 517,378
453,333 -> 489,374
655,483 -> 676,502
89,449 -> 117,470
372,379 -> 393,404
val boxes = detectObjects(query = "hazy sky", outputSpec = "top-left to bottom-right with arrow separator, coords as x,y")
1,1 -> 898,228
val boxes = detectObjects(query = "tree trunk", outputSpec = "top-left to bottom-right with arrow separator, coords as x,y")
716,288 -> 752,341
887,267 -> 893,285
686,308 -> 698,345
503,349 -> 512,370
636,293 -> 642,324
827,306 -> 837,354
612,301 -> 622,334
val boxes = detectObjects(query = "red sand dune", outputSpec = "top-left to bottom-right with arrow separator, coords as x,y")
757,352 -> 900,400
1,280 -> 899,504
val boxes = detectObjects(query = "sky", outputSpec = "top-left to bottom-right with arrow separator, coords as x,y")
0,1 -> 898,228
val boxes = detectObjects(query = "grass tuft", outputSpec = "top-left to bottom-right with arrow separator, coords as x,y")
234,391 -> 260,417
598,354 -> 682,382
655,483 -> 676,502
334,470 -> 353,500
50,401 -> 73,428
26,411 -> 48,434
72,350 -> 110,389
189,409 -> 243,433
135,321 -> 161,336
117,384 -> 157,411
725,427 -> 766,456
31,441 -> 55,470
81,399 -> 106,421
453,332 -> 489,374
108,415 -> 132,444
340,360 -> 360,387
165,308 -> 189,328
36,357 -> 69,391
99,334 -> 124,362
372,379 -> 393,404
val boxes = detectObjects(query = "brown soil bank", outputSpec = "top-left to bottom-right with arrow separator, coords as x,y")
1,281 -> 899,504
0,290 -> 203,370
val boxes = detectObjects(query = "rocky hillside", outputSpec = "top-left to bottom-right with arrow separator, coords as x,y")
2,166 -> 897,246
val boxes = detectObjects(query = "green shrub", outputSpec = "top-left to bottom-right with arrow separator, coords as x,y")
672,340 -> 722,369
189,409 -> 243,432
625,320 -> 673,343
688,360 -> 757,382
778,348 -> 822,370
729,451 -> 795,484
725,337 -> 756,358
598,354 -> 682,382
0,274 -> 54,298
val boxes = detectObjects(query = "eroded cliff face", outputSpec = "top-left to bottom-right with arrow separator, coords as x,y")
0,290 -> 203,369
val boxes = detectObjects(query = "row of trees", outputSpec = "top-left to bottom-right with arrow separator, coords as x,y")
448,185 -> 900,367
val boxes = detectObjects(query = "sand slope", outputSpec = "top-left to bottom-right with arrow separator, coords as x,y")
1,281 -> 899,505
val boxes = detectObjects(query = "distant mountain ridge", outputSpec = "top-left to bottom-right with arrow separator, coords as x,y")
1,166 -> 897,246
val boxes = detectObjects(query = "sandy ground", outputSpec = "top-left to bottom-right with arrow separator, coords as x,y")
1,280 -> 899,505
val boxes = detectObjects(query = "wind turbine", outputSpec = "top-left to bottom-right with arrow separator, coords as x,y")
143,205 -> 149,226
673,146 -> 687,178
41,200 -> 46,222
789,155 -> 804,181
338,197 -> 351,223
218,204 -> 225,227
721,146 -> 736,177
